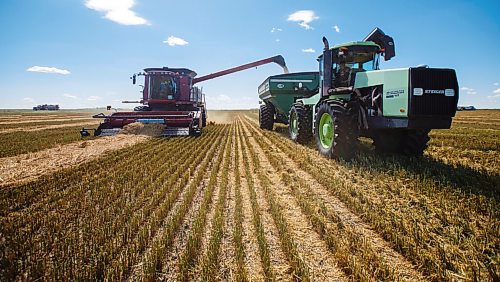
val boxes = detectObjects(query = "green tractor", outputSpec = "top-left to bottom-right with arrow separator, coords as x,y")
258,28 -> 459,159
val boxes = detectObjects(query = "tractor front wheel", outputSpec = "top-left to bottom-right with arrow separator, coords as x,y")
314,101 -> 358,160
289,103 -> 312,144
259,103 -> 274,130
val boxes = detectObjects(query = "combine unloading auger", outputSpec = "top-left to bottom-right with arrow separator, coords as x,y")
81,55 -> 287,137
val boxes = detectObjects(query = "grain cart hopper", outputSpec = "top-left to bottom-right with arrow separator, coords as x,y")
82,55 -> 287,137
258,28 -> 459,159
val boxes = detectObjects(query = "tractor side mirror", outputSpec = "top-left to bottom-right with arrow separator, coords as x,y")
131,74 -> 136,85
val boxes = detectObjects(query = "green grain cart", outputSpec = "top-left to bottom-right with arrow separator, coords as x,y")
258,28 -> 459,159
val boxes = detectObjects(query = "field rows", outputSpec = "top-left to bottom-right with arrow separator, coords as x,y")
0,111 -> 498,281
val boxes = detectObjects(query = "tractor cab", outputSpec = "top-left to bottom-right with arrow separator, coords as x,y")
329,42 -> 381,88
318,42 -> 381,90
319,28 -> 395,97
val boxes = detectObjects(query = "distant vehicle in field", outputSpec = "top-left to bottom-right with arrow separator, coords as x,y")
33,104 -> 60,111
457,106 -> 476,111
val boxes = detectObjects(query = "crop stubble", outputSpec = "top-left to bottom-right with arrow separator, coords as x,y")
0,110 -> 498,281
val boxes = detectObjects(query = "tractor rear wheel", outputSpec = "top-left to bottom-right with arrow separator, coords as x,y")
400,129 -> 430,156
289,103 -> 312,144
259,103 -> 274,130
372,129 -> 430,156
314,100 -> 358,160
372,131 -> 404,153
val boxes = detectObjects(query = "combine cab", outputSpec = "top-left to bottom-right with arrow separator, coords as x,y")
82,55 -> 287,137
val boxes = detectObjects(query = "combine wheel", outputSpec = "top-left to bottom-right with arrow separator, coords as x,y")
259,103 -> 274,130
289,103 -> 312,144
314,100 -> 358,160
189,122 -> 202,137
201,109 -> 207,127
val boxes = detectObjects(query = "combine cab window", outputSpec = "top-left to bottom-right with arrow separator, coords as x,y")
149,75 -> 178,100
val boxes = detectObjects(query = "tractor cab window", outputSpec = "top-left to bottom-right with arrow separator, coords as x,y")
359,53 -> 380,71
150,75 -> 178,100
331,47 -> 380,87
332,62 -> 356,87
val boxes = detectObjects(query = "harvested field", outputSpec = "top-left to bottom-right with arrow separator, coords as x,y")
0,134 -> 149,187
0,110 -> 498,281
0,121 -> 98,134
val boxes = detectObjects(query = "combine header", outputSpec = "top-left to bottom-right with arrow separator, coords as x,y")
82,55 -> 287,137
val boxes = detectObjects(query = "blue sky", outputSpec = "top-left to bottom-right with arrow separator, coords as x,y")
0,0 -> 499,109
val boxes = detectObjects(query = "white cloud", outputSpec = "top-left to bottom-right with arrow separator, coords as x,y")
461,86 -> 477,95
63,93 -> 78,99
85,0 -> 149,26
487,89 -> 500,98
163,36 -> 189,46
216,94 -> 231,102
494,82 -> 499,86
271,27 -> 282,33
23,97 -> 35,103
333,25 -> 340,33
27,66 -> 70,75
287,10 -> 319,30
87,95 -> 102,101
302,48 -> 316,53
275,39 -> 281,42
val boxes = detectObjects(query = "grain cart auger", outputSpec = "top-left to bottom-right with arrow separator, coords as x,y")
81,55 -> 287,137
258,27 -> 459,159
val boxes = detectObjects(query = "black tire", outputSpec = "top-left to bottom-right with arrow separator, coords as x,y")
400,129 -> 430,156
314,100 -> 358,160
259,103 -> 274,130
134,105 -> 151,112
372,131 -> 404,153
372,129 -> 430,156
189,125 -> 202,137
201,109 -> 207,127
289,103 -> 312,144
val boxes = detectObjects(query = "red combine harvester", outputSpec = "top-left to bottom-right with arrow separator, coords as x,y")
81,55 -> 288,137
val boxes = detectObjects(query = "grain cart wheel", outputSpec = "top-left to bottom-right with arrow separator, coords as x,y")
399,129 -> 430,156
314,101 -> 358,160
289,103 -> 312,144
259,103 -> 274,130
